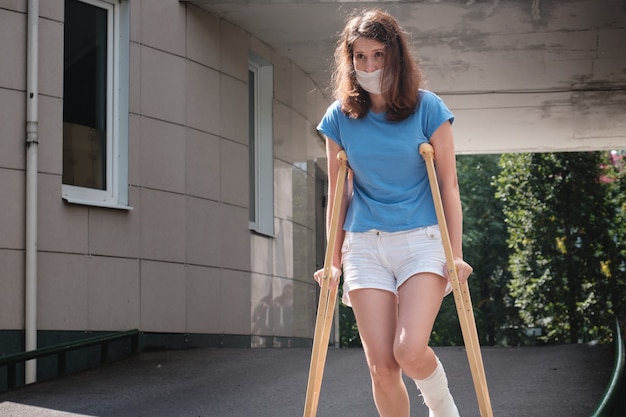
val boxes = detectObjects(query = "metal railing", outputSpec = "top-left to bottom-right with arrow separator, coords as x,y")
0,329 -> 140,391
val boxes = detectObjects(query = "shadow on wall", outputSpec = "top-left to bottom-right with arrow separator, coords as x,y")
252,282 -> 294,347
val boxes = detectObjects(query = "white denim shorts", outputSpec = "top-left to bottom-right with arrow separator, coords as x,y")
341,225 -> 450,307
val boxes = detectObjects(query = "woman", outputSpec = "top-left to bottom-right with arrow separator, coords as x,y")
314,8 -> 473,417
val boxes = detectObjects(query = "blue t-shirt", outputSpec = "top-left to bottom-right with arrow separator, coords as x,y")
317,90 -> 454,232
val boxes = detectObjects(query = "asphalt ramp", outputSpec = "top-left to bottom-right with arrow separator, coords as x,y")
0,343 -> 613,417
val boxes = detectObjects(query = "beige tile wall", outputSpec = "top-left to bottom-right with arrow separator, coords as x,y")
0,0 -> 330,346
0,170 -> 25,250
0,89 -> 25,171
186,265 -> 223,334
0,250 -> 24,329
88,257 -> 141,331
0,7 -> 26,92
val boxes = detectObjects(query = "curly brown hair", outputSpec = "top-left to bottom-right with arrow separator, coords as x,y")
332,8 -> 423,121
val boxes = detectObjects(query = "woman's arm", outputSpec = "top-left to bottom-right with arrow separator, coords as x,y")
315,136 -> 351,288
429,121 -> 473,282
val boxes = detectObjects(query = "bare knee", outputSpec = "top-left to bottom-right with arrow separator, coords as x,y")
368,358 -> 402,388
393,339 -> 433,377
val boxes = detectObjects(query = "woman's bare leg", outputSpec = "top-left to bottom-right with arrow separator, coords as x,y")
395,273 -> 459,417
394,272 -> 446,379
350,288 -> 410,417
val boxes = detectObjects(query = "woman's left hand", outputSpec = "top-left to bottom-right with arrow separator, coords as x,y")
449,257 -> 473,283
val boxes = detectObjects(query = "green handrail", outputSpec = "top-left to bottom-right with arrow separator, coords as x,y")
0,329 -> 140,390
590,321 -> 625,417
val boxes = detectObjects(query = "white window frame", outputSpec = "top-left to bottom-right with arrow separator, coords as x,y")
248,54 -> 274,236
62,0 -> 131,210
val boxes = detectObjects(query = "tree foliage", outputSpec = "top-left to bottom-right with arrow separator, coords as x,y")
432,154 -> 521,346
339,284 -> 362,347
495,151 -> 623,344
602,151 -> 626,336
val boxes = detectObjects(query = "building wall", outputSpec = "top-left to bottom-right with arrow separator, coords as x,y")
0,0 -> 329,349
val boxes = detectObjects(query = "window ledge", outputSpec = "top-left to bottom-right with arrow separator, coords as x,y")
63,197 -> 133,211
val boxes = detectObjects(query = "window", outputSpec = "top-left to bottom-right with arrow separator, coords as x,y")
248,55 -> 274,236
62,0 -> 130,209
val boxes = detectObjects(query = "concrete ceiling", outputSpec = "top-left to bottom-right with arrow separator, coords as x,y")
185,0 -> 626,154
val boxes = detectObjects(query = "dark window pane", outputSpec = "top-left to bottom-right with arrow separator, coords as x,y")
63,0 -> 108,190
249,69 -> 256,223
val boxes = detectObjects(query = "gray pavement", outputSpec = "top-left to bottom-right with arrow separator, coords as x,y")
0,343 -> 614,417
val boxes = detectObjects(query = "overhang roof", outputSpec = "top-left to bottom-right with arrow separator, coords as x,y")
184,0 -> 626,153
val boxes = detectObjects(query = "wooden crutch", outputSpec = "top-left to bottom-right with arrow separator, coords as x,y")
419,142 -> 494,417
303,150 -> 349,417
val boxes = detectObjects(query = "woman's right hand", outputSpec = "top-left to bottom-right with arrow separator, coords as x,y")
313,266 -> 342,289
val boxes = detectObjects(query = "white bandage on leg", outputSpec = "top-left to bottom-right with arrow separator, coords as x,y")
414,357 -> 460,417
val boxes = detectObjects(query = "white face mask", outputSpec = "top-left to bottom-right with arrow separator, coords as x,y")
355,68 -> 384,95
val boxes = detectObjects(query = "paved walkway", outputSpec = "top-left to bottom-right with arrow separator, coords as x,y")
0,343 -> 613,417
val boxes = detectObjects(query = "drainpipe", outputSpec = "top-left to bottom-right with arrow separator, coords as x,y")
25,0 -> 39,385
